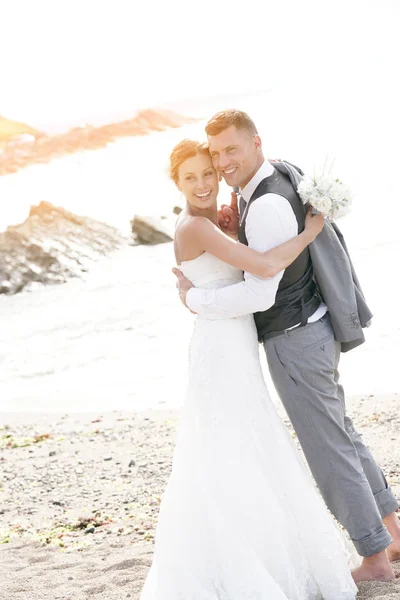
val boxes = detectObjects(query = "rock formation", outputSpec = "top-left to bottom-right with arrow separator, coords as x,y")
0,202 -> 125,295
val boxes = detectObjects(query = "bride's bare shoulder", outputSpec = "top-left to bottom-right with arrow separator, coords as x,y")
175,214 -> 212,240
177,214 -> 214,235
174,214 -> 211,264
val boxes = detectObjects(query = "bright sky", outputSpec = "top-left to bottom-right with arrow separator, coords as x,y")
1,0 -> 399,130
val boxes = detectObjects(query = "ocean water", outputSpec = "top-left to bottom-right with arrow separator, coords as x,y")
0,91 -> 399,412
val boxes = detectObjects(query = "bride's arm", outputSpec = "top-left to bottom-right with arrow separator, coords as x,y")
180,210 -> 324,279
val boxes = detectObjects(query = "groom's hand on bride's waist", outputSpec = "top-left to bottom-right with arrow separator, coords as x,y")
172,268 -> 197,314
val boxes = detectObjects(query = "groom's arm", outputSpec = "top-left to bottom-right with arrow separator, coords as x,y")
186,194 -> 298,318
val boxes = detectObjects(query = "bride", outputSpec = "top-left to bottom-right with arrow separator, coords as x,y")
139,139 -> 358,599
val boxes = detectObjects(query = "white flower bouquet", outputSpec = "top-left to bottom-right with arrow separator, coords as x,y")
297,169 -> 352,221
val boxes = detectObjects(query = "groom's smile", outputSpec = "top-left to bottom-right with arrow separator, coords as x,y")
222,167 -> 238,176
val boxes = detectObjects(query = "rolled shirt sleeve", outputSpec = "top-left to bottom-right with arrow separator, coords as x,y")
186,194 -> 298,318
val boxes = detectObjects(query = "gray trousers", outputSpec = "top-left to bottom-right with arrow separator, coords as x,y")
263,313 -> 399,557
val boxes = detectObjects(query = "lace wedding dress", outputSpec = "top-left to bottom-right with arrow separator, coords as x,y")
140,252 -> 358,600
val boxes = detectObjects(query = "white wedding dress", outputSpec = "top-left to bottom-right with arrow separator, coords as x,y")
140,252 -> 358,600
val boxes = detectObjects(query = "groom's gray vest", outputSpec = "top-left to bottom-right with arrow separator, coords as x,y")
238,167 -> 321,341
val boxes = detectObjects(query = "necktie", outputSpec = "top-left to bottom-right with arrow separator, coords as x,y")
239,194 -> 246,219
233,186 -> 246,223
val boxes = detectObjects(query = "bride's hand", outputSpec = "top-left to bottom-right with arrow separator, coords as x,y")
304,208 -> 325,240
217,191 -> 240,237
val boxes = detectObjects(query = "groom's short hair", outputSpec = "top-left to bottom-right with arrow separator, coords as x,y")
205,109 -> 258,137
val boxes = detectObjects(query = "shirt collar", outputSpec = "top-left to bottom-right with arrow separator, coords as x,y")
240,160 -> 275,203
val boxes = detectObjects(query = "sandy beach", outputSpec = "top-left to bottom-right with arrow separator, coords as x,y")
1,394 -> 399,599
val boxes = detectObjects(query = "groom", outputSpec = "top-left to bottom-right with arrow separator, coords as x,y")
173,109 -> 400,582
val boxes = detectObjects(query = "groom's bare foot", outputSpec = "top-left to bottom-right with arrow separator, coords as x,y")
352,554 -> 395,583
384,512 -> 400,563
387,541 -> 400,563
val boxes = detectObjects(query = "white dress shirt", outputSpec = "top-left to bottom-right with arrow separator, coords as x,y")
186,161 -> 327,324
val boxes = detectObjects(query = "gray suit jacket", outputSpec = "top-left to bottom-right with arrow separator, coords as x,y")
270,160 -> 372,353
